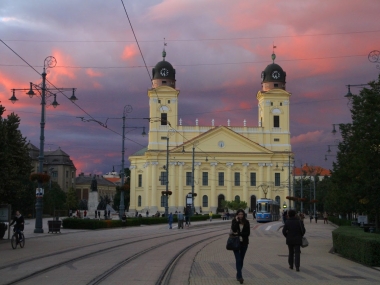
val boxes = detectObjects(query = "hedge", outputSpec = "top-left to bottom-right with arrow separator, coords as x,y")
332,226 -> 380,266
328,216 -> 352,226
62,214 -> 221,230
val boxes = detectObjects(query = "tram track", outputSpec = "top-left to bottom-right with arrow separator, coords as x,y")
0,222 -> 226,272
3,224 -> 227,285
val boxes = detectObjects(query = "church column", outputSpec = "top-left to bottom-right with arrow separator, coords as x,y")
257,163 -> 265,196
194,162 -> 201,212
266,163 -> 273,198
129,165 -> 137,212
169,161 -> 177,211
242,163 -> 249,207
144,162 -> 150,210
178,162 -> 185,211
151,161 -> 158,212
210,162 -> 217,213
226,162 -> 234,201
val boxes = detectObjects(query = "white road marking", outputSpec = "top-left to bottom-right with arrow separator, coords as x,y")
265,226 -> 272,231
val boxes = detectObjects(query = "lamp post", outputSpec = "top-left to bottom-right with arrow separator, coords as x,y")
119,105 -> 146,219
324,154 -> 335,161
10,56 -> 77,233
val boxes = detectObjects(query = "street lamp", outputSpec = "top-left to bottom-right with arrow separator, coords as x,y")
327,145 -> 338,153
344,84 -> 370,99
119,105 -> 146,219
10,56 -> 77,233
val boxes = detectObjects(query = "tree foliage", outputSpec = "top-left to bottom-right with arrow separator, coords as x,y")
221,200 -> 248,212
0,105 -> 33,214
43,181 -> 66,215
330,75 -> 380,228
66,187 -> 78,211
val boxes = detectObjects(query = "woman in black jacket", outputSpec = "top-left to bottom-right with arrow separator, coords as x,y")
282,209 -> 306,272
231,209 -> 250,284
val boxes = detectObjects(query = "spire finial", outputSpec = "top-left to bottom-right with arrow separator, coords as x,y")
271,43 -> 277,63
162,38 -> 167,61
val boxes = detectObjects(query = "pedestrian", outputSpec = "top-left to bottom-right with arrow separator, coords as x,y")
226,211 -> 230,220
323,212 -> 328,224
178,211 -> 184,229
98,210 -> 100,219
122,213 -> 127,225
76,210 -> 80,218
209,211 -> 213,222
315,212 -> 318,223
282,209 -> 306,272
104,210 -> 107,219
283,210 -> 288,224
135,210 -> 138,217
230,209 -> 250,284
309,213 -> 313,223
146,210 -> 149,217
253,209 -> 256,219
168,212 -> 173,229
84,210 -> 87,217
69,209 -> 72,217
184,209 -> 190,227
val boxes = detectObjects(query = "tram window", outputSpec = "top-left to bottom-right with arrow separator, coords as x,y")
258,202 -> 267,212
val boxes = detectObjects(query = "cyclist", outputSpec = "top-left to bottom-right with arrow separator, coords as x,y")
10,211 -> 24,242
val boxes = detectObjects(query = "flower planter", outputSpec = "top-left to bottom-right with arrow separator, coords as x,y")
48,220 -> 62,233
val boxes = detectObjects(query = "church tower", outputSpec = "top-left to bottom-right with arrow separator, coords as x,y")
148,49 -> 180,150
257,52 -> 291,151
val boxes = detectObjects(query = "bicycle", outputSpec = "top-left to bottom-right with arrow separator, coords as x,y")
11,227 -> 25,249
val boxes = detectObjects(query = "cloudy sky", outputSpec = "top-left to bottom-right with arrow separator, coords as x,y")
1,0 -> 379,175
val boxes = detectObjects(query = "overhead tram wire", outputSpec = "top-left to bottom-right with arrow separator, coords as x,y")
3,28 -> 380,43
0,53 -> 369,69
0,38 -> 145,147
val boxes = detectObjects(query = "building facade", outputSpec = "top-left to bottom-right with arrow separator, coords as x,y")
129,51 -> 294,214
28,143 -> 76,192
75,174 -> 117,202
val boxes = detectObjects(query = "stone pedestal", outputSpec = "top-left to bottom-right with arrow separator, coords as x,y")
88,191 -> 99,217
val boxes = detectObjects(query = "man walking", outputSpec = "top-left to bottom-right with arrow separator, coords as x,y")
209,211 -> 213,222
168,212 -> 173,229
178,211 -> 184,229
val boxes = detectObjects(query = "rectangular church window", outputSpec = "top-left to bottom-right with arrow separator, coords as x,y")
234,172 -> 240,186
275,173 -> 281,186
274,116 -> 280,128
186,172 -> 192,186
250,173 -> 256,186
161,113 -> 167,125
218,172 -> 224,186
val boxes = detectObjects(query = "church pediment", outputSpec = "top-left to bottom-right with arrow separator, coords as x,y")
172,126 -> 272,154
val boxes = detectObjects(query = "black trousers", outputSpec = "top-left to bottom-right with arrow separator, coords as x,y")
288,244 -> 301,268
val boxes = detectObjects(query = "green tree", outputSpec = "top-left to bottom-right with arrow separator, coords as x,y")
221,200 -> 248,212
66,187 -> 78,211
331,75 -> 380,228
43,181 -> 66,215
0,105 -> 33,213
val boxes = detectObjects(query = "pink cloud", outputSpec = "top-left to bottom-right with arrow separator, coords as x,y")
291,130 -> 324,145
121,44 -> 138,60
86,68 -> 103,78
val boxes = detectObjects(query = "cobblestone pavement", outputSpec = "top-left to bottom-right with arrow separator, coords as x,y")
189,219 -> 380,285
1,217 -> 380,285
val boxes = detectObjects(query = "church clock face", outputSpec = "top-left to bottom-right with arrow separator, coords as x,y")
160,68 -> 169,77
272,71 -> 280,80
218,141 -> 225,148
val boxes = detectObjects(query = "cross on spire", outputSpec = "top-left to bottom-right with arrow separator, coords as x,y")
272,43 -> 277,63
162,38 -> 167,61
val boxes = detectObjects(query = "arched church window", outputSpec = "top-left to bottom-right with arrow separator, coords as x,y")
202,195 -> 208,207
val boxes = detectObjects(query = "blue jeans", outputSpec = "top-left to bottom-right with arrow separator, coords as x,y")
233,244 -> 248,279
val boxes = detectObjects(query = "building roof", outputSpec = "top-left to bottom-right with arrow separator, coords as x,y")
75,174 -> 117,186
28,144 -> 76,168
294,164 -> 331,177
132,147 -> 148,156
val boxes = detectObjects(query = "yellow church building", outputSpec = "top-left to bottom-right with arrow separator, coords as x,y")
128,50 -> 293,214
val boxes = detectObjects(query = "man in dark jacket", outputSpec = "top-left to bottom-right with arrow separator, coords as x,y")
282,209 -> 306,272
